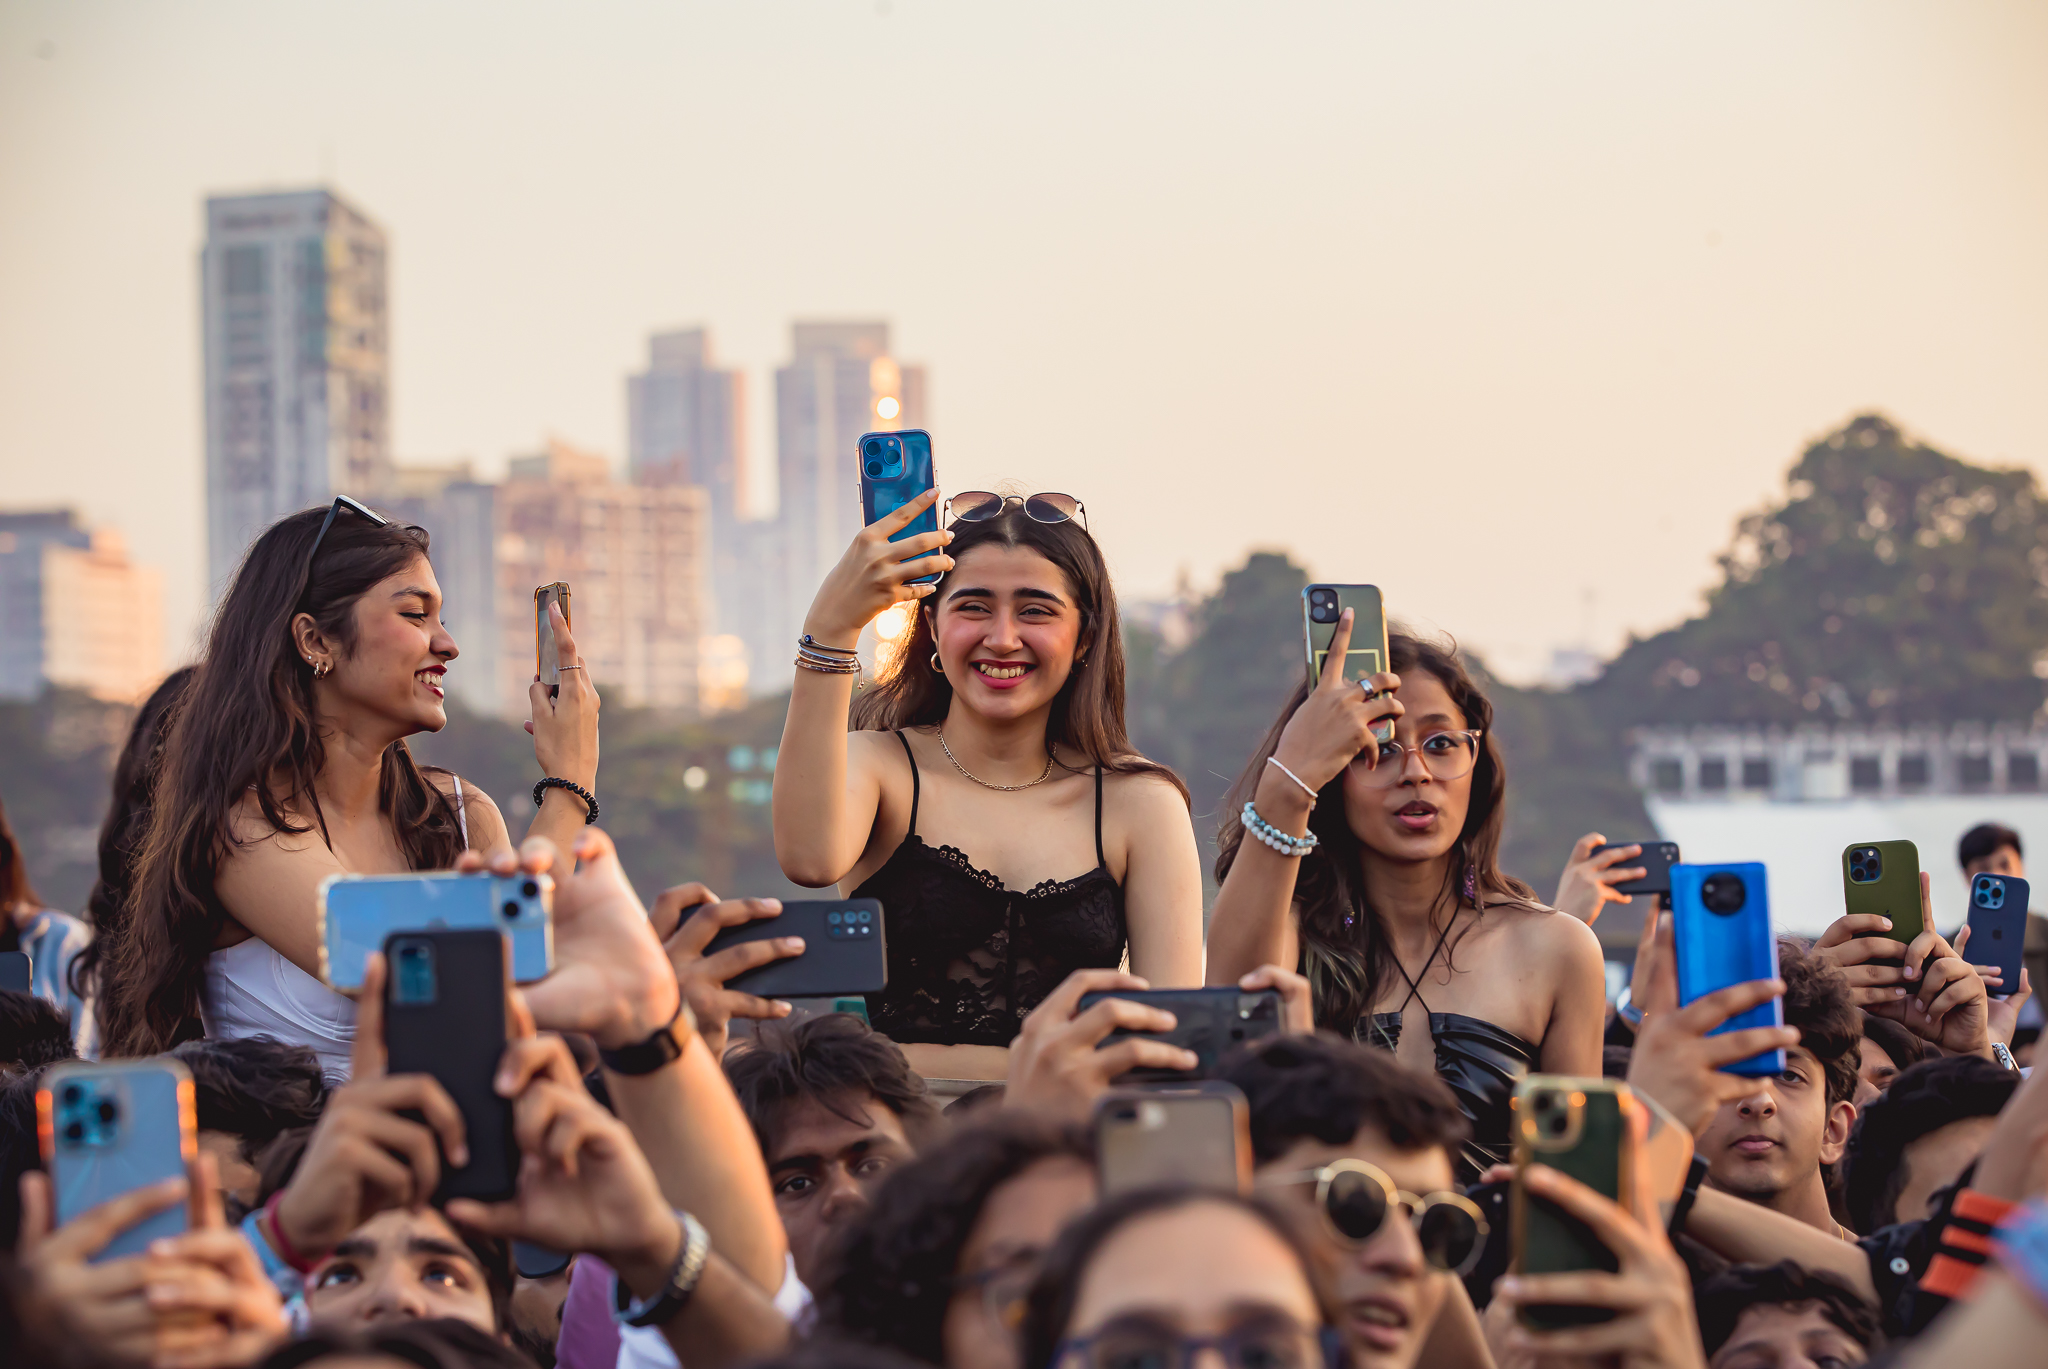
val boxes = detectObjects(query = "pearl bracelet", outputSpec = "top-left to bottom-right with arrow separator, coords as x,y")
1242,800 -> 1318,857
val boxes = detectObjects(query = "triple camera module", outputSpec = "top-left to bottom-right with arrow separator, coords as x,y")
56,1079 -> 121,1148
1847,845 -> 1885,885
1975,876 -> 2008,911
1308,587 -> 1342,624
1700,871 -> 1749,916
862,435 -> 905,480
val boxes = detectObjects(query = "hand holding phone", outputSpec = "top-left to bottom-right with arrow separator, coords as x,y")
382,929 -> 517,1203
1263,607 -> 1405,809
1510,1077 -> 1640,1328
36,1060 -> 197,1261
699,898 -> 887,999
535,583 -> 571,698
1963,873 -> 2029,999
858,429 -> 941,585
1073,986 -> 1283,1082
1843,841 -> 1925,945
1668,863 -> 1784,1077
319,870 -> 554,989
1007,970 -> 1202,1121
1094,1082 -> 1252,1198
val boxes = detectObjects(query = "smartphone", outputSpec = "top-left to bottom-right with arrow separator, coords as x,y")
1073,987 -> 1284,1082
1094,1083 -> 1252,1198
1968,873 -> 2030,1000
319,870 -> 553,990
535,582 -> 571,697
858,429 -> 940,585
1303,585 -> 1394,743
1669,862 -> 1784,1077
1589,841 -> 1680,897
0,950 -> 30,994
1843,841 -> 1925,945
382,929 -> 516,1203
38,1059 -> 197,1261
701,899 -> 887,999
1511,1076 -> 1637,1328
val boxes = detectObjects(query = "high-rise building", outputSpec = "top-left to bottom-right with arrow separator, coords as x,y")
201,188 -> 390,599
0,510 -> 164,703
765,321 -> 926,688
380,462 -> 501,719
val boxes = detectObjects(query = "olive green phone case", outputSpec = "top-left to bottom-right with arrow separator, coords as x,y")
1512,1076 -> 1634,1329
1842,840 -> 1924,945
1303,584 -> 1390,687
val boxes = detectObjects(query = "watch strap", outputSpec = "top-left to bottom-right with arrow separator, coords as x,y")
613,1211 -> 710,1328
1993,1041 -> 2019,1072
599,1002 -> 692,1076
1667,1156 -> 1709,1239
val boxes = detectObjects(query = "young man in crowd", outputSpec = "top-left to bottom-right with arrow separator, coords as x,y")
1853,1012 -> 1926,1110
1842,1055 -> 2017,1234
1217,1031 -> 1478,1369
1695,1261 -> 1879,1369
724,1012 -> 942,1292
1694,943 -> 1863,1236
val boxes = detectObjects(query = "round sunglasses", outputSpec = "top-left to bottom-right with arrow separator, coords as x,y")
1259,1158 -> 1489,1275
946,491 -> 1086,530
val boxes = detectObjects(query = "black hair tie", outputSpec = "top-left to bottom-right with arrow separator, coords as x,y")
534,777 -> 600,824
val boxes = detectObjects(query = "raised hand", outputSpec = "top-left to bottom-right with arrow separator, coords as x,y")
1005,968 -> 1199,1121
527,598 -> 600,798
1236,964 -> 1316,1034
1954,924 -> 2032,1046
1862,875 -> 1992,1057
1627,977 -> 1799,1135
139,1165 -> 290,1369
1811,912 -> 1913,1008
1263,609 -> 1403,808
803,487 -> 955,648
653,882 -> 802,1058
1554,834 -> 1645,927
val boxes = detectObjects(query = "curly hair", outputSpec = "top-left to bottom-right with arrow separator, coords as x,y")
1215,1031 -> 1468,1166
171,1036 -> 329,1165
1695,1260 -> 1880,1358
817,1112 -> 1092,1363
1843,1055 -> 2016,1233
1777,940 -> 1862,1110
723,1013 -> 942,1159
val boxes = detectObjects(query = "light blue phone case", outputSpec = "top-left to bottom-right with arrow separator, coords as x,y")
319,871 -> 553,989
1669,862 -> 1784,1077
42,1060 -> 193,1261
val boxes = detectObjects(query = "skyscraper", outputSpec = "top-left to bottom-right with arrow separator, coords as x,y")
765,322 -> 926,685
201,188 -> 390,599
627,329 -> 748,643
0,510 -> 163,703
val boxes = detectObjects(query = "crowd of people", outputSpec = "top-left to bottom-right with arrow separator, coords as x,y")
3,487 -> 2048,1367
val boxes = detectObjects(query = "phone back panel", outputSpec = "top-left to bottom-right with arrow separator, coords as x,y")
1591,842 -> 1681,897
535,583 -> 570,692
1670,862 -> 1784,1077
858,429 -> 939,584
39,1060 -> 196,1261
0,950 -> 29,993
1094,1084 -> 1251,1198
382,929 -> 515,1203
321,872 -> 552,989
1302,585 -> 1390,687
1513,1077 -> 1630,1328
1842,840 -> 1924,944
705,899 -> 888,999
1074,988 -> 1283,1081
1968,873 -> 2030,999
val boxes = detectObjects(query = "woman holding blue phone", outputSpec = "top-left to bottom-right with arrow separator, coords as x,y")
773,487 -> 1206,1083
97,500 -> 604,1074
1205,610 -> 1606,1178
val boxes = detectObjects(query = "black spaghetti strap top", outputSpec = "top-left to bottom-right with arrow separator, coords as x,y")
854,731 -> 1128,1048
1362,1011 -> 1539,1184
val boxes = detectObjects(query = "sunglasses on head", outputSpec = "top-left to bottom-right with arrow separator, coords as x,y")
1258,1158 -> 1489,1275
946,491 -> 1086,530
306,494 -> 390,567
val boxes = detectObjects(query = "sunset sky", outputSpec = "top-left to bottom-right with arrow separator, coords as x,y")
3,1 -> 2044,680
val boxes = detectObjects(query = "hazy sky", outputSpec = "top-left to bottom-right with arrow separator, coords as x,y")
3,1 -> 2045,681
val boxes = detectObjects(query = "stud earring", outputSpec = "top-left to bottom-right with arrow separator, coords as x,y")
929,651 -> 945,674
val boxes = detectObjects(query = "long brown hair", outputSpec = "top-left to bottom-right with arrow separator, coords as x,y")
101,507 -> 464,1056
851,504 -> 1187,802
0,795 -> 45,953
1214,631 -> 1537,1031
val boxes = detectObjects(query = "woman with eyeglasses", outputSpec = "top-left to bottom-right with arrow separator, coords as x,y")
1019,1186 -> 1340,1369
97,501 -> 599,1071
773,487 -> 1205,1084
1205,615 -> 1606,1178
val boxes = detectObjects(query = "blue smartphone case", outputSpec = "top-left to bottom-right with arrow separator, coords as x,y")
319,871 -> 552,989
40,1060 -> 195,1261
1669,862 -> 1784,1077
858,429 -> 939,584
1967,873 -> 2030,1000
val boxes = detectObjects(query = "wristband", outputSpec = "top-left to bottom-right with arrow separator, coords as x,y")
613,1211 -> 711,1328
534,777 -> 600,824
1920,1188 -> 2020,1299
599,1001 -> 693,1076
1995,1200 -> 2048,1312
1667,1156 -> 1708,1240
261,1191 -> 322,1276
1264,756 -> 1319,805
1241,801 -> 1318,857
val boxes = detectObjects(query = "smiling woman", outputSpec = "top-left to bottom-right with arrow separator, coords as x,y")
97,502 -> 599,1072
772,488 -> 1205,1083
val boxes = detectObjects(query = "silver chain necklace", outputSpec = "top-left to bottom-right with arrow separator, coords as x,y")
938,728 -> 1056,791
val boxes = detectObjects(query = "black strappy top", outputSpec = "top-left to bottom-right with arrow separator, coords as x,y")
1362,1011 -> 1539,1184
854,731 -> 1128,1048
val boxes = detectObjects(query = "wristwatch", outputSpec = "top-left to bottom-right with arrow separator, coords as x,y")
599,1001 -> 695,1076
1667,1156 -> 1709,1239
613,1211 -> 710,1328
1616,985 -> 1644,1028
1992,1041 -> 2020,1073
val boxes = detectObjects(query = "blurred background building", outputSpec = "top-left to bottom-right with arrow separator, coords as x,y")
0,510 -> 164,703
201,188 -> 389,599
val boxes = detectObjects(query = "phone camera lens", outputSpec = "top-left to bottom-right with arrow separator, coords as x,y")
1533,1090 -> 1558,1112
1701,872 -> 1748,916
1546,1113 -> 1569,1135
63,1121 -> 84,1142
97,1100 -> 117,1124
864,440 -> 883,457
521,880 -> 539,898
61,1084 -> 82,1105
828,912 -> 842,925
865,461 -> 884,478
502,900 -> 520,919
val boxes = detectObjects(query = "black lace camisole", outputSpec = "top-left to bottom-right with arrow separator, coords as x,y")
855,731 -> 1127,1048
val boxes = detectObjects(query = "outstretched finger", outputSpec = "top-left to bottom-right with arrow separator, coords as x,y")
650,882 -> 720,941
1093,1039 -> 1199,1079
1067,996 -> 1178,1047
549,601 -> 582,671
1520,1164 -> 1658,1265
35,1176 -> 188,1264
352,952 -> 390,1080
1316,609 -> 1355,691
1817,913 -> 1897,949
877,486 -> 943,535
699,935 -> 805,986
672,900 -> 786,962
1672,977 -> 1784,1034
1701,1024 -> 1801,1067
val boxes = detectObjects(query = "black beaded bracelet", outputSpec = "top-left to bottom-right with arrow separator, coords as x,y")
534,777 -> 600,824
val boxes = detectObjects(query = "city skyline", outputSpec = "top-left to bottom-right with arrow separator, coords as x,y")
4,3 -> 2045,683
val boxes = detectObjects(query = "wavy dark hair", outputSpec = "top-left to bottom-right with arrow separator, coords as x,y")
819,1112 -> 1092,1363
70,666 -> 197,1003
0,796 -> 42,952
850,503 -> 1188,803
1214,631 -> 1537,1033
101,507 -> 463,1057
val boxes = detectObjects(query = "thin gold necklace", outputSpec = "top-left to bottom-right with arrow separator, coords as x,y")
938,728 -> 1056,791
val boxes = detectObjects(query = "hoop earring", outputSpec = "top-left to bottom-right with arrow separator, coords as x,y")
930,651 -> 944,674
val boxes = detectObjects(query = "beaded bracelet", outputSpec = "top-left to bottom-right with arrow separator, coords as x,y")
1242,800 -> 1318,857
534,776 -> 601,824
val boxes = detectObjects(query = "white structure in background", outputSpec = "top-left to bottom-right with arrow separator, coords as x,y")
0,510 -> 164,703
1631,723 -> 2048,935
201,188 -> 389,600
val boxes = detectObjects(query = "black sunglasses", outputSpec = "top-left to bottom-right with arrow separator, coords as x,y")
946,490 -> 1086,531
306,495 -> 391,568
1258,1159 -> 1489,1275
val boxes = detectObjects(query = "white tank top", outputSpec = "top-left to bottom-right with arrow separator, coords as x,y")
201,778 -> 471,1082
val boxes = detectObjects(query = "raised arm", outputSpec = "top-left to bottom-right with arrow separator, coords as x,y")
526,599 -> 603,851
773,488 -> 954,887
1206,609 -> 1401,986
1118,772 -> 1207,986
1537,913 -> 1610,1077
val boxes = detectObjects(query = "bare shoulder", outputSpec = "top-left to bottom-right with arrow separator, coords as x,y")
1494,899 -> 1605,963
434,774 -> 510,851
1100,763 -> 1192,816
225,786 -> 315,852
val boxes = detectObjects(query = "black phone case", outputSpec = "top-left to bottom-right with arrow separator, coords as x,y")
1591,841 -> 1680,897
1074,987 -> 1284,1082
704,899 -> 888,999
0,951 -> 30,994
382,929 -> 515,1203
